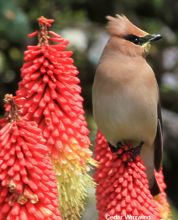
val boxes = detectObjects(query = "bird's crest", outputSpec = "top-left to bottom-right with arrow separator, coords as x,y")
106,14 -> 147,37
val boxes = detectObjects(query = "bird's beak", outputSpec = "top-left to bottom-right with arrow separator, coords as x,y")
141,34 -> 162,44
146,34 -> 162,42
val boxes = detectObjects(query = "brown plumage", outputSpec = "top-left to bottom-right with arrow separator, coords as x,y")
106,15 -> 147,37
92,14 -> 163,195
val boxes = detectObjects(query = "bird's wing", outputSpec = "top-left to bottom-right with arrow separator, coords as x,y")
154,100 -> 163,171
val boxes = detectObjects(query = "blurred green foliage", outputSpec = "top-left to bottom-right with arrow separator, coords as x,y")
0,0 -> 178,218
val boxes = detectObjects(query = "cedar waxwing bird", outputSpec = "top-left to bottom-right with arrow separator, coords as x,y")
92,15 -> 163,195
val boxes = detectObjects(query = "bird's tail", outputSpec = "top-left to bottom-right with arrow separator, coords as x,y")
140,144 -> 161,196
150,175 -> 160,196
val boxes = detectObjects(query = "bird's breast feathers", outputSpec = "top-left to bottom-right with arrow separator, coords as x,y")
93,70 -> 158,146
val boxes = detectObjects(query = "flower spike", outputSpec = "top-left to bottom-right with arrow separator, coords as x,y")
94,131 -> 171,220
16,17 -> 96,220
0,94 -> 62,220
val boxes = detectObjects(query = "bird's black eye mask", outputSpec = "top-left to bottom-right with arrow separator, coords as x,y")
124,34 -> 162,45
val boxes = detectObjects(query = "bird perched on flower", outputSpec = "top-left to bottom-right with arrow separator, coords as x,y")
92,14 -> 163,195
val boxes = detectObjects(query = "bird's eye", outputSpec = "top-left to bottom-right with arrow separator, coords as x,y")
124,34 -> 141,45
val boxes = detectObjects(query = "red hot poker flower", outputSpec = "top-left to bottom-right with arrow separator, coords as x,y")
0,94 -> 62,220
16,17 -> 95,219
94,131 -> 163,220
17,17 -> 93,163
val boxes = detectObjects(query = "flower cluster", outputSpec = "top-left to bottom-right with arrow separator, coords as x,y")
94,131 -> 171,220
0,95 -> 61,220
16,16 -> 95,219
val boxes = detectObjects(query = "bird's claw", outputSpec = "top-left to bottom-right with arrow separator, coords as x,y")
126,141 -> 144,162
108,141 -> 144,162
108,142 -> 125,153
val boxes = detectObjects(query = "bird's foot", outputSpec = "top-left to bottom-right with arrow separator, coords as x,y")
126,141 -> 144,162
108,141 -> 144,162
108,142 -> 125,153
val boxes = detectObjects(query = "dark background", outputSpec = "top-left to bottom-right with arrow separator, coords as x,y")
0,0 -> 178,219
